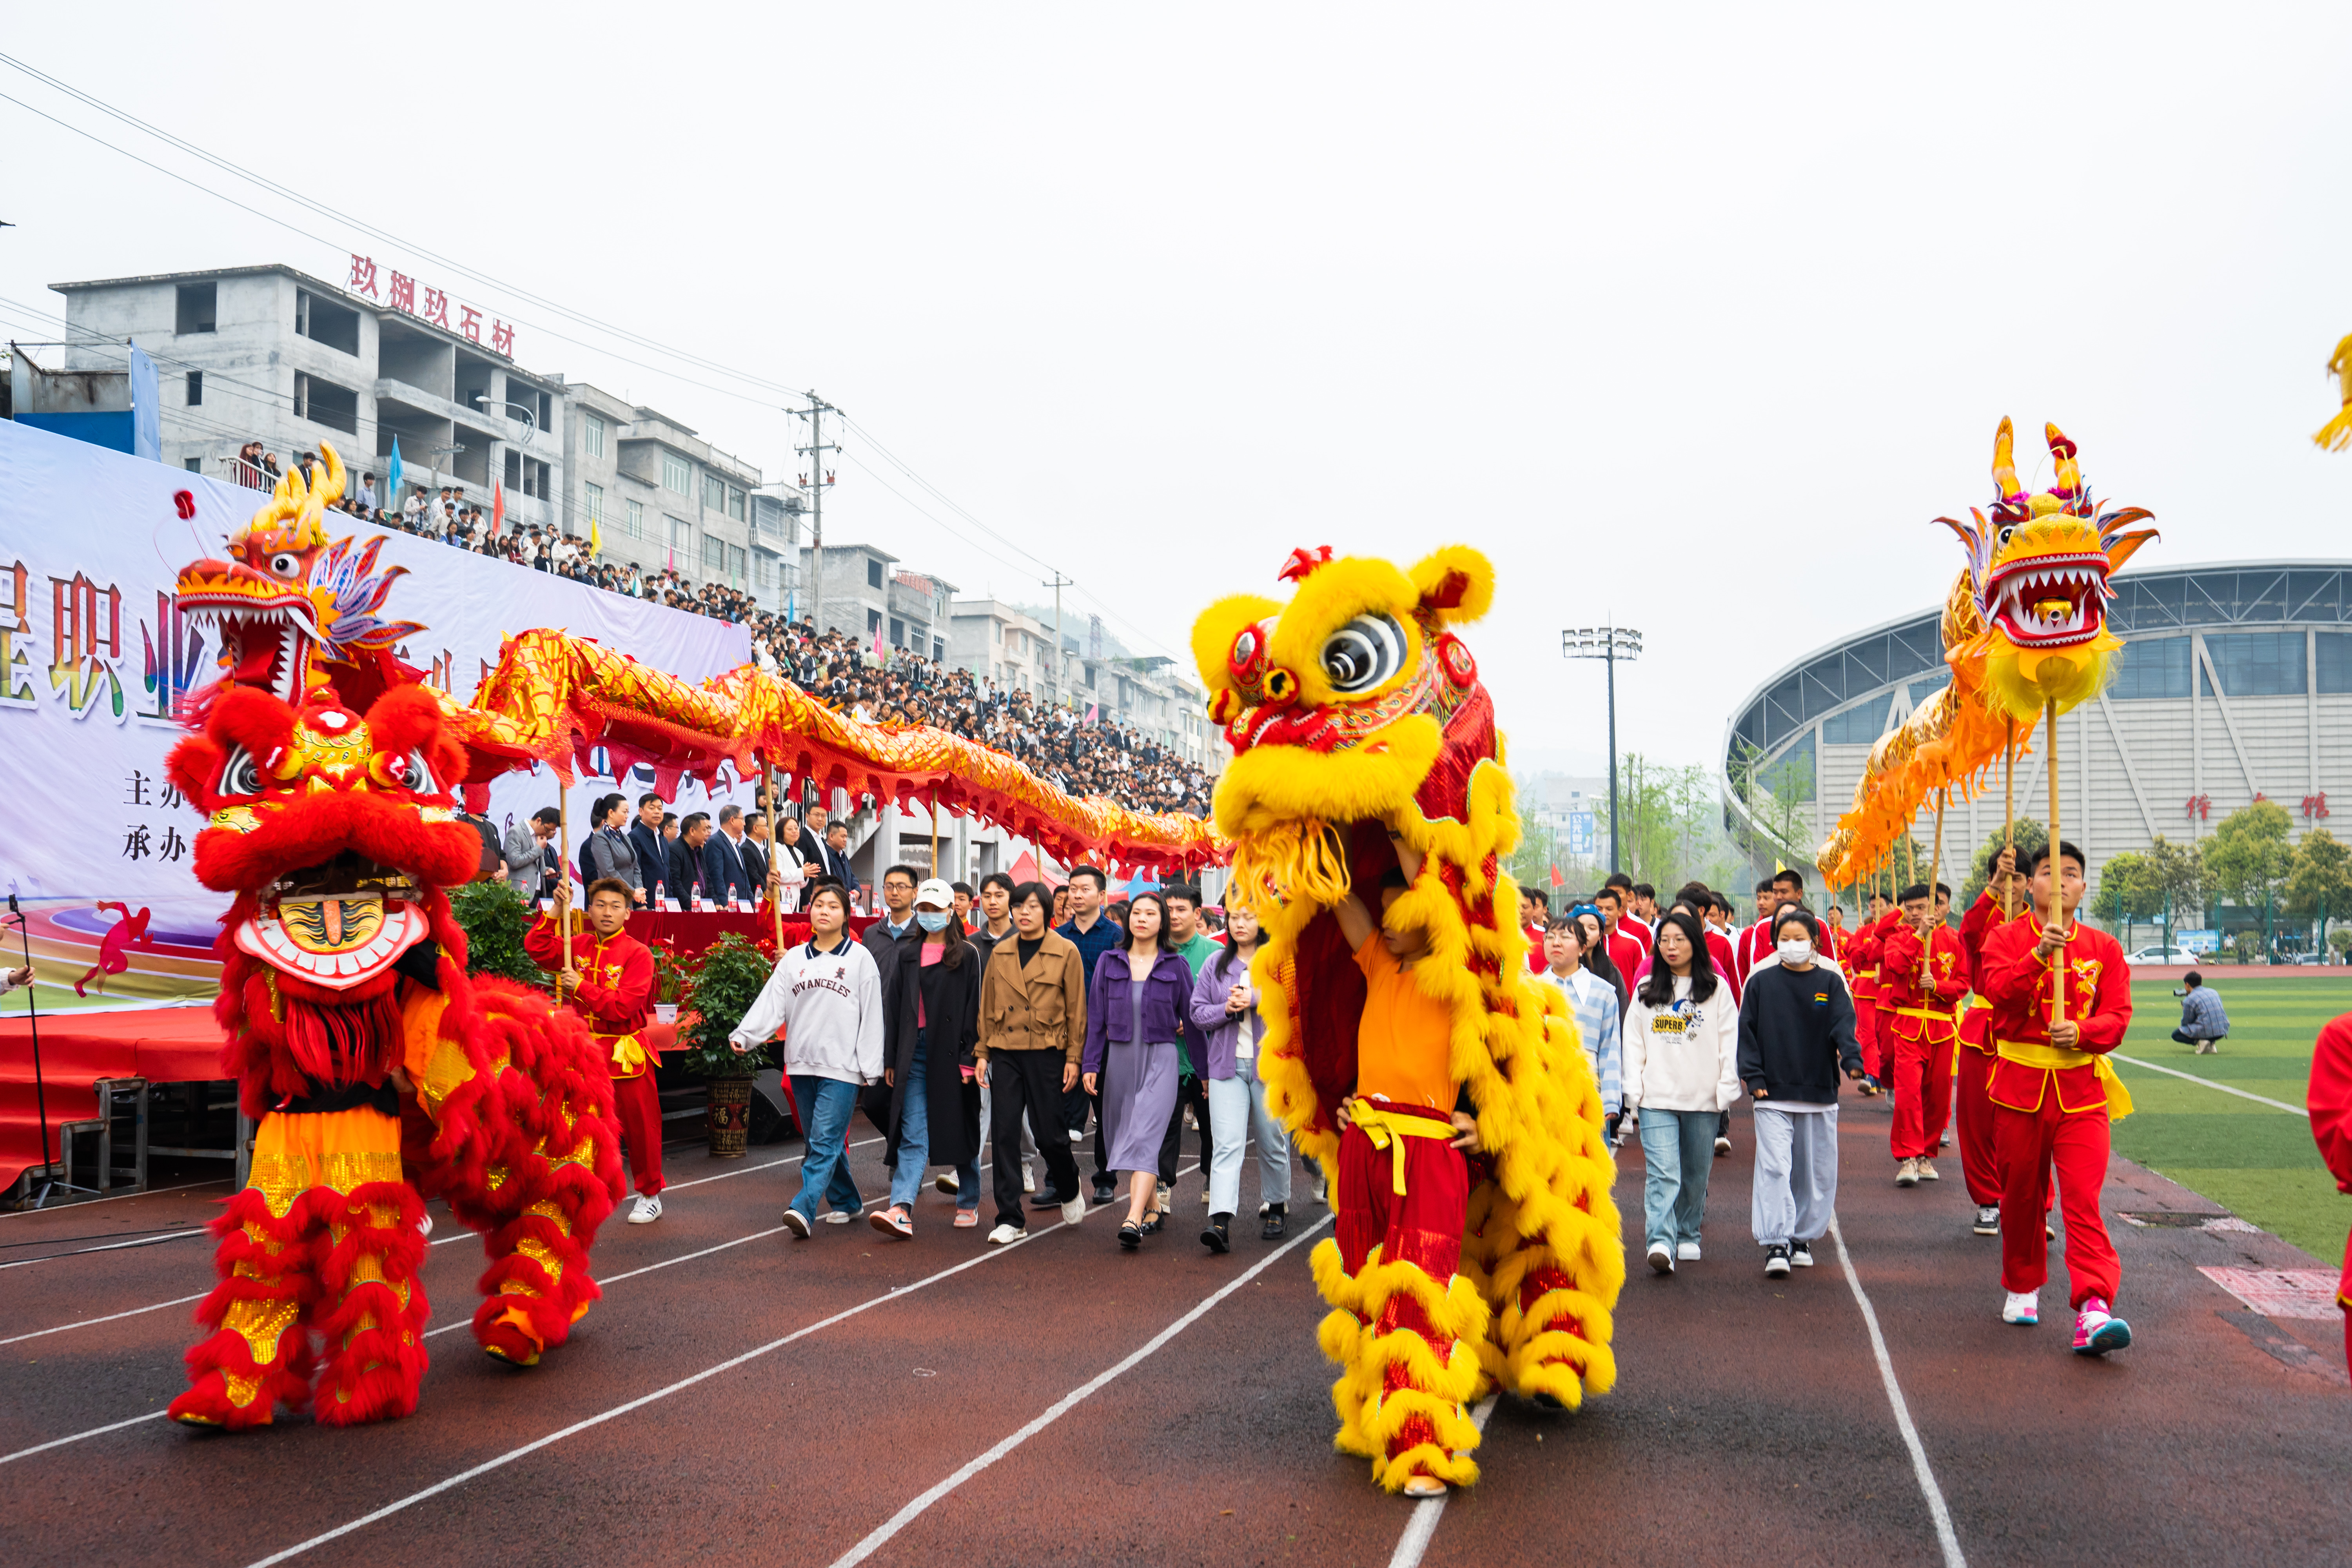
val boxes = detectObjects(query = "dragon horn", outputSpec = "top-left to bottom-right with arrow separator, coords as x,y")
2045,422 -> 2083,498
1991,417 -> 2023,505
2328,333 -> 2352,384
316,441 -> 347,509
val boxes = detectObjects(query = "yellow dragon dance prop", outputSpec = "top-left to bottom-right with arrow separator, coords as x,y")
1193,544 -> 1621,1493
1818,419 -> 2156,886
2315,333 -> 2352,452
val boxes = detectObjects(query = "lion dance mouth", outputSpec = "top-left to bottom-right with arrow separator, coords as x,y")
1193,543 -> 1623,1494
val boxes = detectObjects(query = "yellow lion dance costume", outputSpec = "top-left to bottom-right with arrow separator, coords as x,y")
1192,544 -> 1623,1494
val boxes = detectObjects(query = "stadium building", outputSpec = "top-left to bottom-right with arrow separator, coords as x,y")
1722,561 -> 2352,925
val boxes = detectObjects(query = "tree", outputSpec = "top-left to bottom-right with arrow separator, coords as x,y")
1593,753 -> 1751,893
2140,835 -> 2205,944
1957,817 -> 2048,913
2097,849 -> 2156,927
2205,800 -> 2294,962
1726,739 -> 1814,872
2287,827 -> 2352,949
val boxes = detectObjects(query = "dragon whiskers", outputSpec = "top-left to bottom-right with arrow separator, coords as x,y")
1227,817 -> 1352,911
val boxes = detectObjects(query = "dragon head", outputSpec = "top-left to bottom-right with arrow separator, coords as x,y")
1936,417 -> 2157,662
165,681 -> 479,997
1192,544 -> 1496,909
176,440 -> 423,711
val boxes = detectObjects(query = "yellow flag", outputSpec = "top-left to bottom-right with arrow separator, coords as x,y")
1775,858 -> 1787,874
589,516 -> 602,556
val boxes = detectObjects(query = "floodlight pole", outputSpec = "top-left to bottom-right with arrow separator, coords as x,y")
1605,639 -> 1620,873
1563,625 -> 1642,875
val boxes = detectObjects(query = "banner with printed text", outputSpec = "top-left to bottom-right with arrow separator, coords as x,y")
0,419 -> 757,916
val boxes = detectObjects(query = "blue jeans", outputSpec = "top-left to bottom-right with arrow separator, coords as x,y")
887,1029 -> 974,1210
1638,1107 -> 1719,1250
789,1074 -> 864,1222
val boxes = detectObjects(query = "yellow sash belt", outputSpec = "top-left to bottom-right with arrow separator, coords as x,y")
1896,1005 -> 1959,1024
1351,1104 -> 1457,1196
1966,995 -> 1991,1011
599,1031 -> 650,1077
1994,1038 -> 2134,1120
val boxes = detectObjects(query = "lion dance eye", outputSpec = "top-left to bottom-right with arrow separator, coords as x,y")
1319,613 -> 1408,694
375,748 -> 438,793
218,744 -> 263,797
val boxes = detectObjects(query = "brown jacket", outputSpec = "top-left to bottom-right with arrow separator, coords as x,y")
976,928 -> 1088,1063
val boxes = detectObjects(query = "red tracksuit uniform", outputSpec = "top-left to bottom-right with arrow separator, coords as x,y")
1845,913 -> 1894,1080
1980,914 -> 2132,1309
2309,1016 -> 2352,1365
1955,892 -> 2015,1206
527,916 -> 664,1196
1879,919 -> 1969,1161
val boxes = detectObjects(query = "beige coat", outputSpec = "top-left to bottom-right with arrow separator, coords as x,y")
976,928 -> 1088,1063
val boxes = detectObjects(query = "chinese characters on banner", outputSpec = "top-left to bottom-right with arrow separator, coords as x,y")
348,254 -> 516,359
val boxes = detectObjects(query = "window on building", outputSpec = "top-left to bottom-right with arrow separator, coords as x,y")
933,639 -> 945,662
183,456 -> 202,473
1821,695 -> 1892,745
2205,631 -> 2305,697
889,617 -> 905,646
294,289 -> 361,355
293,372 -> 359,436
505,450 -> 523,490
993,621 -> 1003,643
662,454 -> 691,493
585,483 -> 604,528
728,485 -> 746,521
2109,633 -> 2190,700
729,544 -> 748,590
702,474 -> 724,512
2318,632 -> 2352,695
868,609 -> 882,635
867,558 -> 884,589
175,281 -> 217,335
626,499 -> 643,539
584,412 -> 606,459
755,554 -> 773,588
530,459 -> 550,500
668,516 -> 695,555
703,535 -> 726,578
185,370 -> 203,407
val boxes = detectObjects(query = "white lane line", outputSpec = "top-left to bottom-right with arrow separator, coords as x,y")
2108,1054 -> 2309,1117
826,1212 -> 1334,1568
1828,1214 -> 1967,1568
0,1410 -> 168,1467
243,1211 -> 1088,1568
417,1220 -> 809,1339
0,1290 -> 208,1347
0,1228 -> 210,1272
0,1177 -> 229,1219
1385,1394 -> 1499,1568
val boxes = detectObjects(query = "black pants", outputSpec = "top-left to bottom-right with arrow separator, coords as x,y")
1157,1073 -> 1211,1190
989,1051 -> 1081,1230
2171,1028 -> 2222,1046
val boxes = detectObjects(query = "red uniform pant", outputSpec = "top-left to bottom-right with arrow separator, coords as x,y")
1888,1014 -> 1956,1161
1337,1104 -> 1472,1470
1993,1094 -> 2118,1309
1853,990 -> 1882,1079
611,1072 -> 666,1196
1955,1035 -> 2003,1207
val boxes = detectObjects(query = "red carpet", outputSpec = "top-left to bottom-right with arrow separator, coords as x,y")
0,1007 -> 225,1191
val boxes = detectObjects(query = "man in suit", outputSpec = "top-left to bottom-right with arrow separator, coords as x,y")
742,811 -> 774,891
628,792 -> 668,902
819,819 -> 861,902
668,813 -> 715,908
707,805 -> 758,907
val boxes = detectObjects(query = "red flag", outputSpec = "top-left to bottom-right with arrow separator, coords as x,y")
1549,865 -> 1564,888
492,481 -> 505,536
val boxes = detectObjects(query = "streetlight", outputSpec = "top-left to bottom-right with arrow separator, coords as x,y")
1563,624 -> 1642,874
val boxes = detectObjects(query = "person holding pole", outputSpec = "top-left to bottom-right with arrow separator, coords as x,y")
1880,879 -> 1966,1188
1979,840 -> 2134,1353
528,877 -> 664,1221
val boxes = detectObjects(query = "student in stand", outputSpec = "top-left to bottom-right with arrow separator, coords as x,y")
1979,841 -> 2134,1354
729,881 -> 885,1239
1537,916 -> 1622,1139
872,879 -> 983,1236
973,881 -> 1089,1244
967,872 -> 1039,1197
1187,901 -> 1288,1247
1080,891 -> 1196,1250
1622,909 -> 1740,1274
526,877 -> 664,1223
1738,908 -> 1865,1277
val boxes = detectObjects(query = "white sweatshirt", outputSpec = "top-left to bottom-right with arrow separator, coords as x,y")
728,936 -> 886,1086
1622,972 -> 1740,1113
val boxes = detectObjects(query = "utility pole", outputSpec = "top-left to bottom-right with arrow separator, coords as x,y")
1044,572 -> 1073,708
794,392 -> 838,632
1564,624 -> 1642,874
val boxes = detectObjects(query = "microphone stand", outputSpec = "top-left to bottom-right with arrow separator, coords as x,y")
7,893 -> 86,1209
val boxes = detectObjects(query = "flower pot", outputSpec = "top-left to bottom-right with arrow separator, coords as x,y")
705,1075 -> 755,1158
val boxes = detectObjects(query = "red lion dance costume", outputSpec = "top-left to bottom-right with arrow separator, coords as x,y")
164,443 -> 623,1430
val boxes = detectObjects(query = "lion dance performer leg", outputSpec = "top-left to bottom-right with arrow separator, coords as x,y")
1193,544 -> 1624,1494
164,447 -> 622,1428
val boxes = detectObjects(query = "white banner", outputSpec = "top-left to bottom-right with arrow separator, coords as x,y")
0,418 -> 757,914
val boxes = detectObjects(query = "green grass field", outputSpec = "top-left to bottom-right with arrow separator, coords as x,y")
2107,976 -> 2350,1265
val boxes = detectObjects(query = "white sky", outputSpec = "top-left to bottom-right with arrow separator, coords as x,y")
5,4 -> 2350,780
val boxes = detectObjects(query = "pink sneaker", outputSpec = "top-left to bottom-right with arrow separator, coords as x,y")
2072,1296 -> 2132,1356
869,1205 -> 914,1240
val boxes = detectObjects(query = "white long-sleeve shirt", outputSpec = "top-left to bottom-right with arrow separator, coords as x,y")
728,936 -> 885,1086
1622,972 -> 1740,1113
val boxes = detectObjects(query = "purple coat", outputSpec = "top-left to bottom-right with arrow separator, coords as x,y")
1081,947 -> 1195,1075
1186,946 -> 1264,1082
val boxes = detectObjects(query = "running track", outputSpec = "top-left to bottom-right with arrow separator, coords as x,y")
4,1098 -> 2346,1568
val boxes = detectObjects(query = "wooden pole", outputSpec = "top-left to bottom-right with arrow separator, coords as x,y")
766,762 -> 784,953
558,780 -> 575,982
930,784 -> 941,877
2001,719 -> 2017,919
1931,789 -> 1947,900
2045,697 -> 2063,1026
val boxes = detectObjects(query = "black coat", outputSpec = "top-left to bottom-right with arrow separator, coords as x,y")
666,838 -> 710,906
876,931 -> 982,1171
628,820 -> 667,897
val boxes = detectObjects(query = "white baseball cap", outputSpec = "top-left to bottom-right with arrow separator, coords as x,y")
915,877 -> 955,909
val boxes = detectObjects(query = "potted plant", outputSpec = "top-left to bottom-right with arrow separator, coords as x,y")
447,878 -> 551,991
672,933 -> 776,1158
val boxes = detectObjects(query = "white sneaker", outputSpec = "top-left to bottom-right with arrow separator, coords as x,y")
627,1193 -> 662,1224
934,1172 -> 960,1196
1896,1158 -> 1920,1188
1067,1128 -> 1084,1144
1789,1241 -> 1813,1268
1646,1241 -> 1674,1274
823,1209 -> 855,1225
1677,1240 -> 1701,1261
1400,1475 -> 1446,1498
1023,1168 -> 1036,1194
1917,1160 -> 1940,1181
782,1209 -> 811,1240
1059,1194 -> 1087,1225
986,1222 -> 1023,1246
2002,1289 -> 2040,1326
417,1212 -> 434,1238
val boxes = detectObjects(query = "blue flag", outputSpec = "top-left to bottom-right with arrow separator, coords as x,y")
386,436 -> 403,509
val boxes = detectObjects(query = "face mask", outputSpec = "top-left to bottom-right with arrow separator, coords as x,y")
916,910 -> 951,933
1777,938 -> 1814,965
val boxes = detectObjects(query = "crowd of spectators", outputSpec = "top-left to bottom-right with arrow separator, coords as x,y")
257,449 -> 1214,818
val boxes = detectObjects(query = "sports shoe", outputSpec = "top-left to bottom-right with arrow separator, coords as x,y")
1023,1168 -> 1036,1194
1917,1160 -> 1940,1181
1764,1244 -> 1791,1278
1155,1183 -> 1173,1214
782,1209 -> 812,1240
1091,1178 -> 1118,1205
934,1172 -> 960,1196
2073,1297 -> 2132,1356
1789,1241 -> 1813,1268
1859,1074 -> 1883,1096
1896,1158 -> 1920,1188
1647,1241 -> 1674,1274
418,1212 -> 434,1238
1401,1475 -> 1446,1498
627,1193 -> 663,1225
986,1222 -> 1023,1245
869,1205 -> 914,1239
2002,1290 -> 2040,1326
1059,1193 -> 1087,1225
1068,1128 -> 1085,1144
1973,1205 -> 2000,1236
953,1209 -> 979,1228
1677,1240 -> 1701,1261
824,1209 -> 855,1225
1714,1136 -> 1732,1157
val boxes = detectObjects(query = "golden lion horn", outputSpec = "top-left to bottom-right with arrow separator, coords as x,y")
1991,416 -> 2022,503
